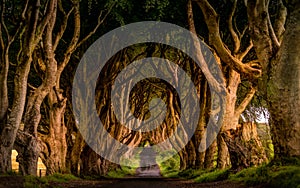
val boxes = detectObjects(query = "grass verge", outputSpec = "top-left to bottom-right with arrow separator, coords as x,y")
24,173 -> 79,188
106,166 -> 136,178
229,165 -> 300,188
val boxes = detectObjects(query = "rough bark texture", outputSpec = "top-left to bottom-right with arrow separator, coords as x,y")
188,0 -> 262,171
222,122 -> 268,171
14,130 -> 41,175
41,89 -> 67,175
80,145 -> 119,176
247,0 -> 300,160
204,140 -> 217,169
268,1 -> 300,159
15,0 -> 57,175
0,46 -> 32,173
68,132 -> 84,175
0,51 -> 9,128
217,134 -> 230,169
247,0 -> 275,71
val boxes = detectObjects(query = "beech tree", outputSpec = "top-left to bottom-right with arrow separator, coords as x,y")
1,0 -> 298,177
247,0 -> 300,160
15,0 -> 114,175
184,0 -> 268,170
0,0 -> 56,173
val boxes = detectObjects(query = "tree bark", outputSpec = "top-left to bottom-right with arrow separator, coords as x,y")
14,130 -> 41,175
80,144 -> 118,176
42,89 -> 67,175
268,2 -> 300,159
15,0 -> 57,175
68,132 -> 84,175
222,122 -> 268,171
0,53 -> 32,173
217,133 -> 230,169
204,140 -> 217,169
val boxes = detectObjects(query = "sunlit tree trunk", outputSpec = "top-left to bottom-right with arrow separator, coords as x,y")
204,140 -> 217,169
222,122 -> 268,171
43,89 -> 67,175
192,0 -> 268,170
16,0 -> 57,175
217,134 -> 230,169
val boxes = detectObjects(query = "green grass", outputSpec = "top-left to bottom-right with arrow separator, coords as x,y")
177,169 -> 206,179
24,173 -> 79,188
162,170 -> 180,178
194,169 -> 230,183
230,165 -> 300,188
106,166 -> 136,178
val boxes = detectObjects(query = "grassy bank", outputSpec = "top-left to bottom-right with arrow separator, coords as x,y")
160,164 -> 300,188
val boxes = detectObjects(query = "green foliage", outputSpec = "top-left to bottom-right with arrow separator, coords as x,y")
230,165 -> 300,188
158,153 -> 180,177
143,0 -> 169,20
162,170 -> 180,178
194,169 -> 230,183
106,166 -> 136,178
173,168 -> 230,183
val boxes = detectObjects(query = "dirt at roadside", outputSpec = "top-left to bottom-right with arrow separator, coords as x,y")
47,178 -> 262,188
0,176 -> 24,188
0,176 -> 264,188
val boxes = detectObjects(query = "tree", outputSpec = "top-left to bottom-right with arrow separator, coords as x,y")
0,0 -> 55,173
186,0 -> 268,170
15,0 -> 114,175
246,0 -> 300,160
265,0 -> 299,160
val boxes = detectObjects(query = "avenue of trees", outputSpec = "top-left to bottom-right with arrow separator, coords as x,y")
0,0 -> 299,177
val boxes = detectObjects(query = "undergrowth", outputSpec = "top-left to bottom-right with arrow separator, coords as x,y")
161,159 -> 300,188
106,166 -> 136,178
230,164 -> 300,188
24,173 -> 79,188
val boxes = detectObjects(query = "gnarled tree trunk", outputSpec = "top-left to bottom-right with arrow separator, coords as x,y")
41,89 -> 67,175
16,0 -> 57,175
222,122 -> 268,171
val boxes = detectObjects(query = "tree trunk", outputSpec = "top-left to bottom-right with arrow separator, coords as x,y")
217,133 -> 230,169
80,145 -> 118,176
80,145 -> 101,176
69,132 -> 84,175
0,51 -> 9,128
222,122 -> 268,171
41,89 -> 67,175
15,130 -> 41,175
179,148 -> 188,170
220,69 -> 267,171
204,140 -> 217,169
16,1 -> 58,175
0,57 -> 32,173
186,141 -> 196,169
268,2 -> 300,159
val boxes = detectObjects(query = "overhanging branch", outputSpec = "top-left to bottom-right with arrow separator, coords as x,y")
194,0 -> 262,79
